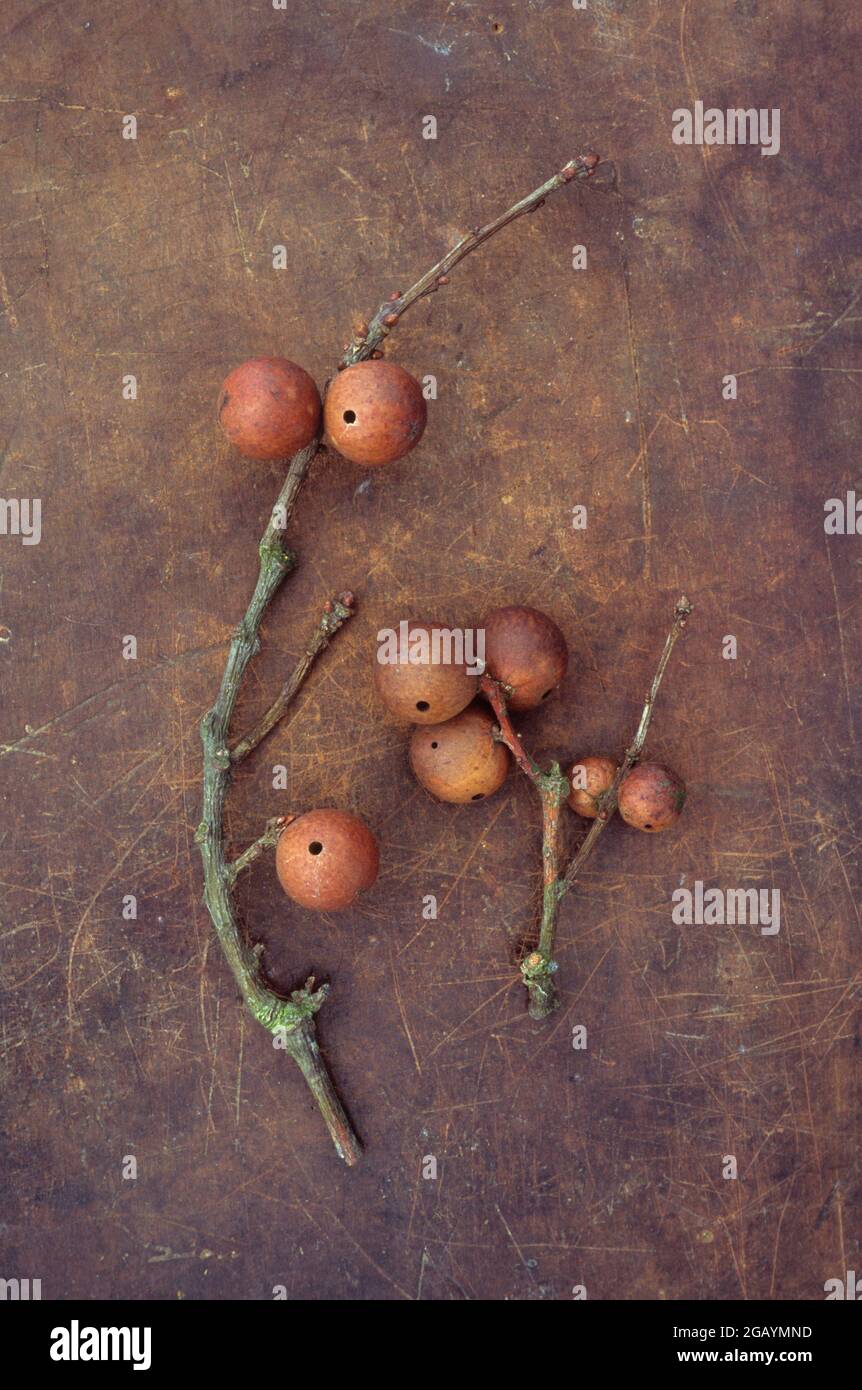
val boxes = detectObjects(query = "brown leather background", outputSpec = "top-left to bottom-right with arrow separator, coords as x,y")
1,0 -> 859,1300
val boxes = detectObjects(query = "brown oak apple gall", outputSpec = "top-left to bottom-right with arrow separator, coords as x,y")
618,762 -> 686,833
409,704 -> 510,804
218,357 -> 321,460
324,360 -> 427,466
567,754 -> 617,818
483,605 -> 569,711
275,808 -> 379,910
373,622 -> 479,724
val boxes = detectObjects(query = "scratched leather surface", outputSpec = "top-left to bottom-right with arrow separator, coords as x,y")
0,0 -> 859,1300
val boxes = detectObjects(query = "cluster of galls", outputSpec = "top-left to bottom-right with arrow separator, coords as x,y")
374,610 -> 686,833
568,755 -> 685,832
217,354 -> 426,467
215,358 -> 685,917
216,351 -> 429,914
374,607 -> 567,801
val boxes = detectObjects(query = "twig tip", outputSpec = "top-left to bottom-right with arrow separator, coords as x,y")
562,151 -> 600,181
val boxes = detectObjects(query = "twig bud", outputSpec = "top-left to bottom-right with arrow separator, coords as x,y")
562,152 -> 600,182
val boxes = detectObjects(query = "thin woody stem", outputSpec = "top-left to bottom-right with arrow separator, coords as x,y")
559,595 -> 693,896
225,816 -> 292,886
481,673 -> 569,1018
485,598 -> 693,1019
526,781 -> 569,1019
481,674 -> 543,781
231,592 -> 356,763
341,153 -> 599,366
283,1018 -> 361,1167
199,157 -> 600,1161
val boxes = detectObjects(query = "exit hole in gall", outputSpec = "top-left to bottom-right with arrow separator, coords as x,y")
430,741 -> 438,749
541,689 -> 553,700
416,700 -> 430,711
471,793 -> 484,800
308,841 -> 323,855
644,824 -> 653,830
343,409 -> 357,424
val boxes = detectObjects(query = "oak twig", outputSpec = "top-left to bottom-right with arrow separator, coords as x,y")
198,155 -> 599,1161
486,598 -> 693,1020
481,672 -> 569,1018
481,674 -> 543,782
341,153 -> 599,366
559,596 -> 693,895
